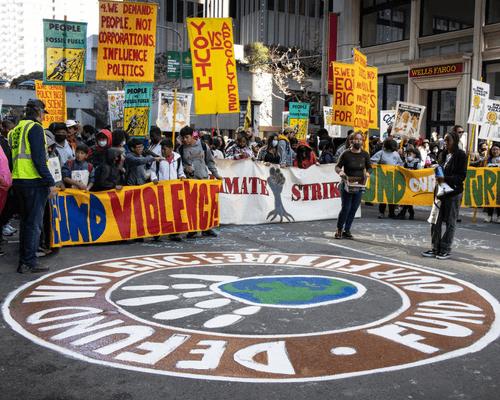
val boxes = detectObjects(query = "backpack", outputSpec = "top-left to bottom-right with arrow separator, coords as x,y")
68,159 -> 93,174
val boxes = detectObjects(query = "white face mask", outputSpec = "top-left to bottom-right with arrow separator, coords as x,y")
272,140 -> 278,147
98,140 -> 107,148
121,140 -> 126,146
407,156 -> 414,162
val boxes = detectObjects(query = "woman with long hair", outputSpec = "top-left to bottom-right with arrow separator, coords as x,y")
293,140 -> 319,169
257,133 -> 285,167
422,131 -> 467,260
334,131 -> 372,239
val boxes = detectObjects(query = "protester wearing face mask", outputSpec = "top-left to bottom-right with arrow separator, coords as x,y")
371,138 -> 403,218
87,129 -> 112,168
334,131 -> 372,239
146,126 -> 163,157
257,133 -> 285,167
395,146 -> 422,220
427,144 -> 440,167
469,141 -> 489,167
49,122 -> 75,166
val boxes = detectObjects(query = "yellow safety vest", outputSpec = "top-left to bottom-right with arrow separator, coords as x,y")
8,120 -> 46,180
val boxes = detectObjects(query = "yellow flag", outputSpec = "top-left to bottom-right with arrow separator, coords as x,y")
243,95 -> 251,130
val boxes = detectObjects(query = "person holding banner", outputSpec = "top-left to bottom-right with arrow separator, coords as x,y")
334,131 -> 372,239
483,143 -> 500,223
422,132 -> 467,260
257,133 -> 285,167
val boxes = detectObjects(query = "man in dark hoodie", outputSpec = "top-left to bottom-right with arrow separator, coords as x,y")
94,147 -> 124,191
8,99 -> 57,274
88,129 -> 112,168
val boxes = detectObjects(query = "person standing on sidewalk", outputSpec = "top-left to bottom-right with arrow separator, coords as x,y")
178,126 -> 222,239
8,99 -> 57,273
422,131 -> 467,260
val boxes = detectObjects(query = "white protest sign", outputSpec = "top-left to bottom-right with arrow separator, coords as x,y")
380,110 -> 396,140
468,80 -> 490,126
323,107 -> 342,137
478,99 -> 500,141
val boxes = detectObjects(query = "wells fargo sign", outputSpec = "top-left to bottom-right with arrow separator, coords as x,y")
409,63 -> 463,78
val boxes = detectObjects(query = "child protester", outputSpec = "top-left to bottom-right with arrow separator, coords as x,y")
151,138 -> 186,242
62,143 -> 95,192
93,148 -> 124,191
87,129 -> 112,168
395,145 -> 422,220
124,138 -> 162,186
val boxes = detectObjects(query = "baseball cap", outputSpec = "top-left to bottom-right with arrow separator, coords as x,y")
65,119 -> 78,128
26,98 -> 49,113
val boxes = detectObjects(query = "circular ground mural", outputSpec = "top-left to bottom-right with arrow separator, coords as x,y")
3,252 -> 499,382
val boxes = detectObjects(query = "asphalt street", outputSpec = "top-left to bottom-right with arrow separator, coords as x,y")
1,203 -> 499,400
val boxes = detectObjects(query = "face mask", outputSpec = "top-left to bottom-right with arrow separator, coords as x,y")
98,140 -> 107,148
121,140 -> 126,146
481,147 -> 487,152
353,143 -> 362,150
433,149 -> 438,154
407,156 -> 414,162
55,135 -> 66,143
272,140 -> 278,147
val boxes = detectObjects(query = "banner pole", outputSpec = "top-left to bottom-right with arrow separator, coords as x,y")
172,88 -> 177,143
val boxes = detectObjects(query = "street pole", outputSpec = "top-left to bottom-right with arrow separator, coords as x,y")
156,25 -> 183,90
320,2 -> 329,113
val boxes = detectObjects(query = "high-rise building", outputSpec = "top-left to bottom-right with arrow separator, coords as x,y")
0,0 -> 99,79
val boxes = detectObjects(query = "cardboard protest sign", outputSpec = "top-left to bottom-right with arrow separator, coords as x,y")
35,81 -> 67,129
186,18 -> 239,115
97,1 -> 157,82
49,179 -> 221,247
393,101 -> 426,139
323,107 -> 342,137
289,102 -> 309,140
123,83 -> 153,137
157,91 -> 192,132
478,100 -> 500,141
380,110 -> 396,140
353,49 -> 378,131
108,91 -> 125,130
43,19 -> 87,86
468,80 -> 490,126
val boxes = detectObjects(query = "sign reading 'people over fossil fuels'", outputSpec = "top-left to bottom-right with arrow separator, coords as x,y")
3,252 -> 499,382
97,1 -> 157,82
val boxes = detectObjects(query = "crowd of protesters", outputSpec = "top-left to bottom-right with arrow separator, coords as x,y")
0,98 -> 499,273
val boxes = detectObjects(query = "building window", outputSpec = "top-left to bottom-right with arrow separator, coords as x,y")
309,0 -> 315,17
197,3 -> 204,17
165,1 -> 173,20
278,0 -> 285,12
229,1 -> 236,18
485,63 -> 500,100
268,0 -> 275,11
486,0 -> 500,24
176,0 -> 183,23
299,0 -> 305,15
361,1 -> 411,47
289,0 -> 295,14
187,1 -> 194,18
420,0 -> 474,37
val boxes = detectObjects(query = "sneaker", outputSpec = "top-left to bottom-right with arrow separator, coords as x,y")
436,252 -> 451,260
334,229 -> 342,239
342,230 -> 354,239
5,223 -> 16,234
169,234 -> 182,242
492,216 -> 499,223
378,213 -> 385,219
17,263 -> 49,274
36,251 -> 46,257
408,215 -> 415,220
388,214 -> 396,219
422,249 -> 437,257
0,249 -> 4,256
484,216 -> 492,223
394,214 -> 406,220
186,232 -> 197,239
202,229 -> 217,237
2,226 -> 13,236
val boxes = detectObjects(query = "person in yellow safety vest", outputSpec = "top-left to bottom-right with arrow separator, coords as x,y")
8,98 -> 57,274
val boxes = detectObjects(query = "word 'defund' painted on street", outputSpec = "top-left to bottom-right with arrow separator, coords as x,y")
3,252 -> 499,382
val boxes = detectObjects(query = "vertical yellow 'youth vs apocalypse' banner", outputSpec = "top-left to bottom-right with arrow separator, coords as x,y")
35,80 -> 67,129
186,18 -> 239,115
97,1 -> 157,82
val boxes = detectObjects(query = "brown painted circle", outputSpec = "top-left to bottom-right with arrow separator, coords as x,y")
3,252 -> 499,382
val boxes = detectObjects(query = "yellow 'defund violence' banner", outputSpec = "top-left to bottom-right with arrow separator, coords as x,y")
363,165 -> 500,208
96,1 -> 157,82
35,80 -> 67,129
49,179 -> 221,248
186,18 -> 239,115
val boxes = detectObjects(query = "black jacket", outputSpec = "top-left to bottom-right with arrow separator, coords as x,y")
95,148 -> 123,191
438,148 -> 467,198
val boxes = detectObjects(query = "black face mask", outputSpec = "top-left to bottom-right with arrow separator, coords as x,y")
353,143 -> 362,150
55,135 -> 67,143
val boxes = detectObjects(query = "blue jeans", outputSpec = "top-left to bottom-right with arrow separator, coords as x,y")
13,185 -> 49,267
337,183 -> 363,231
